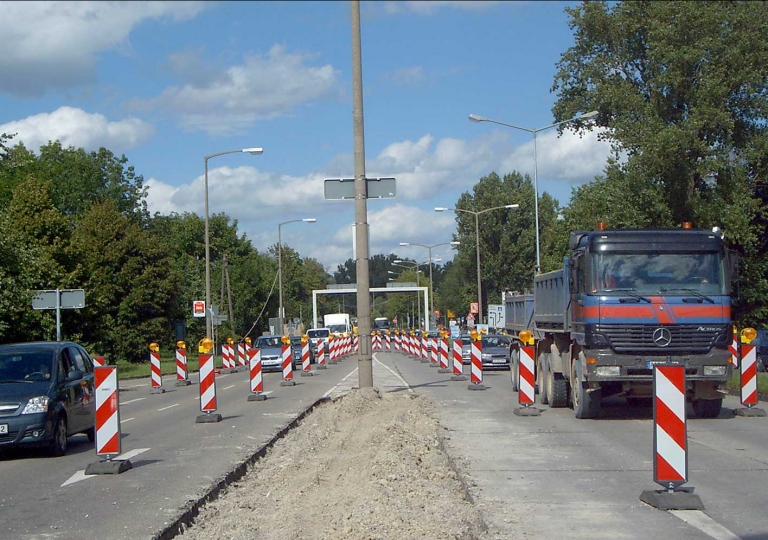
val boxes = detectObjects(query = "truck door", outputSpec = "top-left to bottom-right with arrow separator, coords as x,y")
570,252 -> 587,334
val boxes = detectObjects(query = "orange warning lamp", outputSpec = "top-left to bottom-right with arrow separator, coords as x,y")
200,337 -> 214,353
244,337 -> 251,345
740,327 -> 757,344
301,334 -> 309,343
518,330 -> 534,346
176,340 -> 186,350
281,335 -> 291,345
470,329 -> 480,341
682,222 -> 693,229
226,337 -> 234,344
149,342 -> 160,352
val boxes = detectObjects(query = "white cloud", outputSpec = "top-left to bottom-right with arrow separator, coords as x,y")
0,106 -> 154,153
385,66 -> 425,86
143,128 -> 613,268
0,1 -> 205,96
132,45 -> 340,136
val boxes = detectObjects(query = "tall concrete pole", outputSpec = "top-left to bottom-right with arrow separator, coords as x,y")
351,0 -> 372,388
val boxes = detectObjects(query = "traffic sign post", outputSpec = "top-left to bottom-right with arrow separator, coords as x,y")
32,289 -> 85,342
323,177 -> 396,200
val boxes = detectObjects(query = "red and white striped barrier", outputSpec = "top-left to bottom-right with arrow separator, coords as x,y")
729,328 -> 739,369
93,356 -> 105,367
316,341 -> 327,369
247,348 -> 267,401
652,365 -> 687,488
281,344 -> 294,385
421,337 -> 428,362
430,337 -> 438,365
150,351 -> 164,393
328,338 -> 337,364
237,343 -> 247,368
354,335 -> 359,353
175,347 -> 191,386
453,339 -> 463,375
439,338 -> 449,369
94,366 -> 121,456
195,353 -> 222,423
198,353 -> 218,413
223,344 -> 235,371
470,340 -> 483,385
301,340 -> 313,377
740,344 -> 758,406
385,333 -> 391,351
519,346 -> 535,405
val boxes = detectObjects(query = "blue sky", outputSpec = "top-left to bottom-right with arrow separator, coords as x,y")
0,1 -> 613,272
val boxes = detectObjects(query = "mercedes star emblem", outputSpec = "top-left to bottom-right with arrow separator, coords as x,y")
652,327 -> 672,347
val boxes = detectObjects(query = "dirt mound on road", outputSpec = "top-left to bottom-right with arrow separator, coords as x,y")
177,387 -> 487,540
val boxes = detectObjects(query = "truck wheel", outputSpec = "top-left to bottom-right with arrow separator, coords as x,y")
692,398 -> 722,419
510,349 -> 519,392
573,363 -> 601,419
546,367 -> 569,408
537,354 -> 549,405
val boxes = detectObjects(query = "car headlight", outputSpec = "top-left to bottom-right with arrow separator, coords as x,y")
22,396 -> 50,414
595,366 -> 620,377
481,354 -> 492,361
703,366 -> 726,376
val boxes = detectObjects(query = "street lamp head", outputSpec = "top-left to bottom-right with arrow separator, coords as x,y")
434,207 -> 447,212
450,241 -> 461,246
303,218 -> 317,223
505,204 -> 520,209
242,147 -> 264,155
399,242 -> 410,246
468,114 -> 486,123
433,258 -> 442,263
580,111 -> 599,119
387,270 -> 398,274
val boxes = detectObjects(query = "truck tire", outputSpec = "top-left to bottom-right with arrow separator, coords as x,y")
537,354 -> 549,405
510,349 -> 519,392
546,366 -> 568,408
573,362 -> 601,419
692,398 -> 722,419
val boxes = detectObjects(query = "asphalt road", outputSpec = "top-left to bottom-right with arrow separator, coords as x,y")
1,349 -> 766,540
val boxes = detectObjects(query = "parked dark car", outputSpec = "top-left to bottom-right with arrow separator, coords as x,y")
0,341 -> 96,457
480,334 -> 512,370
253,335 -> 296,372
289,335 -> 314,365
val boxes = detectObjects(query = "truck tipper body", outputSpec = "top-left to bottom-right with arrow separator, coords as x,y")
504,226 -> 736,419
323,313 -> 351,335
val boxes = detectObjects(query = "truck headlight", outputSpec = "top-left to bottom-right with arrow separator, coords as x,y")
595,366 -> 620,377
703,366 -> 726,376
22,396 -> 50,414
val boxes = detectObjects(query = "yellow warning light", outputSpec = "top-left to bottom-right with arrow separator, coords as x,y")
281,335 -> 291,345
176,340 -> 186,350
470,329 -> 479,341
200,337 -> 214,353
519,330 -> 532,345
149,342 -> 160,352
301,334 -> 309,343
226,337 -> 234,344
480,327 -> 487,335
244,337 -> 252,345
741,327 -> 757,344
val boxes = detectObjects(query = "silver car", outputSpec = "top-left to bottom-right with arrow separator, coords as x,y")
253,335 -> 293,372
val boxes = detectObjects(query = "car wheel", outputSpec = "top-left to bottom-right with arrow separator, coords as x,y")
48,415 -> 68,457
85,426 -> 96,443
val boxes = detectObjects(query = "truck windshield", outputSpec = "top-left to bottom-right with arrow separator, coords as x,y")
327,324 -> 347,334
591,252 -> 726,295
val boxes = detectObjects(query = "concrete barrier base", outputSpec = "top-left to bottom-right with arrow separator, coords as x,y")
514,406 -> 541,417
639,487 -> 704,510
247,393 -> 267,401
175,380 -> 191,387
734,406 -> 766,417
85,459 -> 132,475
280,380 -> 296,387
150,387 -> 165,394
468,383 -> 487,391
450,375 -> 468,381
196,413 -> 222,423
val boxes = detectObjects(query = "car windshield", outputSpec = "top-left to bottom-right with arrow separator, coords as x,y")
290,337 -> 302,345
328,324 -> 347,333
307,329 -> 329,339
255,337 -> 281,348
0,349 -> 55,382
481,336 -> 510,348
591,252 -> 726,295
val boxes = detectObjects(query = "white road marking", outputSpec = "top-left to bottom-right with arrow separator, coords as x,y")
120,417 -> 135,424
322,366 -> 359,398
373,354 -> 414,393
121,398 -> 147,406
669,510 -> 742,540
157,403 -> 179,412
222,384 -> 236,390
61,448 -> 150,487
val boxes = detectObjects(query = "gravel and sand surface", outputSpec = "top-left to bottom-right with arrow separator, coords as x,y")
177,387 -> 489,540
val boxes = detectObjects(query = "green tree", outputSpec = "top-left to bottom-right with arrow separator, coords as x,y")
551,1 -> 768,324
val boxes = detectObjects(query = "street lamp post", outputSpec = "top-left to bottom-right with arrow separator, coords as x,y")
399,241 -> 459,327
435,205 -> 519,325
468,111 -> 598,273
204,147 -> 263,340
277,218 -> 316,334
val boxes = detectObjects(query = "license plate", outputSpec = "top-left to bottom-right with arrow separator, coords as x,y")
493,358 -> 506,364
647,360 -> 672,369
0,424 -> 7,434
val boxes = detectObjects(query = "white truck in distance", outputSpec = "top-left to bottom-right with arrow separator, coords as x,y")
323,313 -> 351,335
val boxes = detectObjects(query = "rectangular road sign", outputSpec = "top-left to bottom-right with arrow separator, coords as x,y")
32,289 -> 85,310
324,177 -> 396,200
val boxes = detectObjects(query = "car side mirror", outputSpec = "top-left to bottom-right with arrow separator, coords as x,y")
66,369 -> 83,382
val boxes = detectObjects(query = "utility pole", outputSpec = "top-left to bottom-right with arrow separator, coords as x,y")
351,0 -> 372,388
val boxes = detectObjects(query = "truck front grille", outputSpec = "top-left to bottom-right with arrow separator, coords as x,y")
596,324 -> 726,355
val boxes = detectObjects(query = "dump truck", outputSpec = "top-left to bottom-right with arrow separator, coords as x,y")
504,224 -> 737,419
